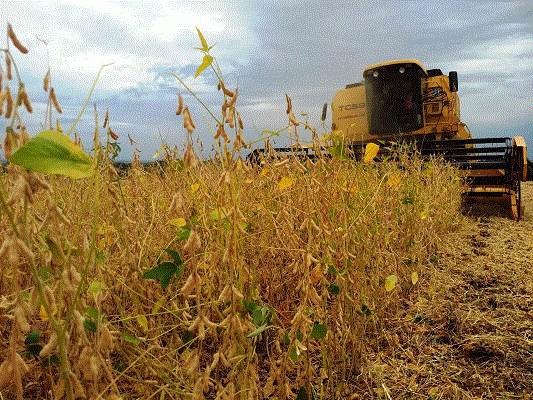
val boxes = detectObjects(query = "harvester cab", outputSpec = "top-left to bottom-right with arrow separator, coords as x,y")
328,59 -> 470,144
364,61 -> 425,135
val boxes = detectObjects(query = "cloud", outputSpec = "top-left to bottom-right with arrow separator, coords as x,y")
1,0 -> 532,159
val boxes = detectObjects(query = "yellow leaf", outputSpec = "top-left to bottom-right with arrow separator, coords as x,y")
420,205 -> 429,220
136,314 -> 148,332
195,54 -> 213,78
39,304 -> 49,321
411,271 -> 419,285
152,296 -> 166,315
244,178 -> 253,184
319,133 -> 332,142
169,217 -> 187,227
260,168 -> 270,176
97,222 -> 116,235
152,151 -> 160,159
252,203 -> 263,211
210,207 -> 231,220
279,176 -> 293,191
196,27 -> 209,51
97,223 -> 106,235
190,183 -> 200,193
341,180 -> 358,193
385,275 -> 399,292
407,363 -> 420,373
40,304 -> 56,321
363,142 -> 379,163
386,174 -> 402,187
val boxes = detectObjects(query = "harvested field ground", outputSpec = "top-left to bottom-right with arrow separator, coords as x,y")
369,182 -> 533,399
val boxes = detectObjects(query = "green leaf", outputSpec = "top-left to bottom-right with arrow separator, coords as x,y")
163,248 -> 183,266
195,54 -> 213,78
196,27 -> 209,51
189,215 -> 200,226
88,281 -> 106,294
169,159 -> 184,172
252,308 -> 264,326
44,235 -> 66,265
181,330 -> 195,344
84,318 -> 97,333
402,195 -> 415,205
361,303 -> 371,317
296,386 -> 308,400
246,324 -> 268,338
24,330 -> 40,345
289,345 -> 299,363
9,130 -> 93,179
175,226 -> 191,240
328,284 -> 340,295
310,323 -> 327,340
246,299 -> 258,313
38,265 -> 51,281
283,333 -> 290,345
95,250 -> 105,264
121,331 -> 140,345
84,307 -> 99,321
25,331 -> 42,357
143,261 -> 179,290
328,143 -> 349,160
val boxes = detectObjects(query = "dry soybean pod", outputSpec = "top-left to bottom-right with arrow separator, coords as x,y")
176,94 -> 183,115
43,69 -> 50,92
50,87 -> 62,113
5,86 -> 13,118
20,87 -> 32,113
5,54 -> 12,80
8,23 -> 28,54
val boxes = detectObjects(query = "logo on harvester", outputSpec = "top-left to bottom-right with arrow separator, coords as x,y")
339,103 -> 366,111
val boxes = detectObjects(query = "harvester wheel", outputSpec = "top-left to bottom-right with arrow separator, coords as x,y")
517,179 -> 522,221
510,179 -> 522,221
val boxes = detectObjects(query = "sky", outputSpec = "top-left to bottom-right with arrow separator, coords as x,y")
1,0 -> 532,160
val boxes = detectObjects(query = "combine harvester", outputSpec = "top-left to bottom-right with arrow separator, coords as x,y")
250,59 -> 528,220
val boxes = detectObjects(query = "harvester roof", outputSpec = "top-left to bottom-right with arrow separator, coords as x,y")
363,59 -> 427,77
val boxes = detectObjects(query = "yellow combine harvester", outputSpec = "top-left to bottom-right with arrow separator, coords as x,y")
329,59 -> 527,220
250,59 -> 528,220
